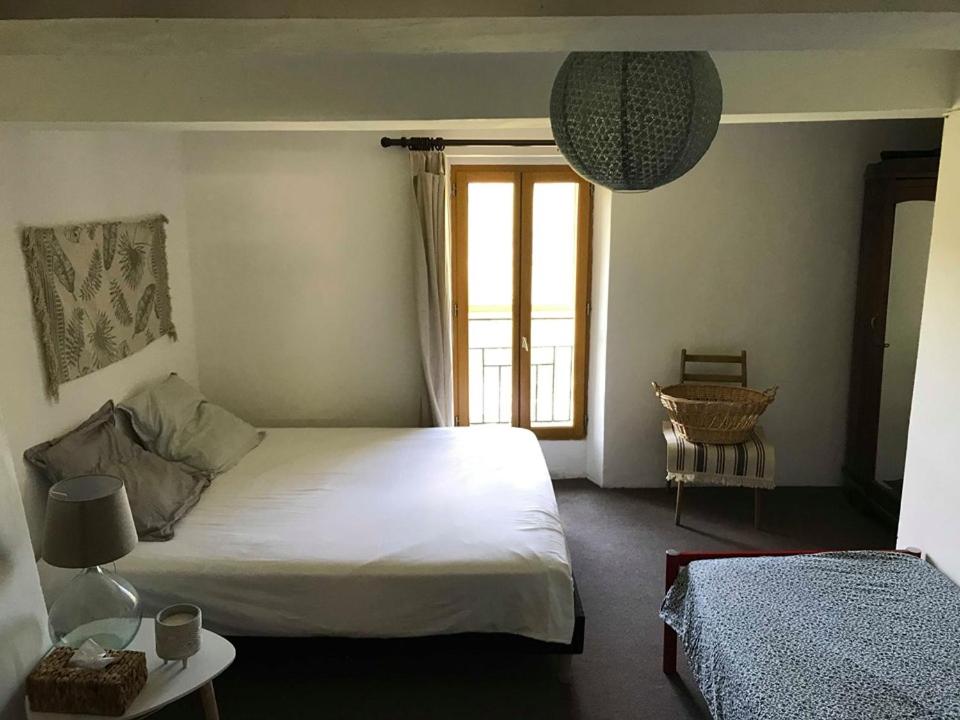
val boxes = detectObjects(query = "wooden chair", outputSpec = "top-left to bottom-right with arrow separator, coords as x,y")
680,349 -> 747,387
672,349 -> 763,529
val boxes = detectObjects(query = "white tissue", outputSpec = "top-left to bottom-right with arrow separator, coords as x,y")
68,639 -> 119,670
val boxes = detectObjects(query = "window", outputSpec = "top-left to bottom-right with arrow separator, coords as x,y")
451,165 -> 592,440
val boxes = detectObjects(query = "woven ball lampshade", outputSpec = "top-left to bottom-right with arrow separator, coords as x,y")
550,52 -> 723,192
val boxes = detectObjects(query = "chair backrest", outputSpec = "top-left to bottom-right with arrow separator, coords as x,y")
680,349 -> 747,388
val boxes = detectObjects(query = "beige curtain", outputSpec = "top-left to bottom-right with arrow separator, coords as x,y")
411,151 -> 454,426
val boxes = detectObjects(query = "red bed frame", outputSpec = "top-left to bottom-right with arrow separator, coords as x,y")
661,547 -> 922,674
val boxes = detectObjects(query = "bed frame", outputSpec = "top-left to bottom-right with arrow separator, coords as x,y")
661,548 -> 921,674
229,576 -> 584,662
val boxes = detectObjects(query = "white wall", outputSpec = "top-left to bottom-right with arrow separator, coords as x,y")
181,121 -> 943,487
181,132 -> 423,428
875,201 -> 934,486
0,267 -> 48,720
0,130 -> 198,550
599,119 -> 943,488
586,187 -> 613,485
540,441 -> 587,480
899,112 -> 960,583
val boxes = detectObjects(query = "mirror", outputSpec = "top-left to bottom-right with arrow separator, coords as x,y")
874,200 -> 935,496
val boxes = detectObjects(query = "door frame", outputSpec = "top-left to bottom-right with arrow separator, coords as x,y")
450,164 -> 593,439
451,167 -> 522,428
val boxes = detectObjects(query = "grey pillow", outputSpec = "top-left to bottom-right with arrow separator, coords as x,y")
119,374 -> 264,476
24,401 -> 209,542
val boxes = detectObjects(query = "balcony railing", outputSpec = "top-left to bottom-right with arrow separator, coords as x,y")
467,315 -> 574,427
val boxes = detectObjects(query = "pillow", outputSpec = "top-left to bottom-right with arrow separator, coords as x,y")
119,374 -> 264,476
24,401 -> 209,541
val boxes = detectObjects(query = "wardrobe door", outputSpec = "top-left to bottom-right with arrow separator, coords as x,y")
844,154 -> 938,523
845,175 -> 893,493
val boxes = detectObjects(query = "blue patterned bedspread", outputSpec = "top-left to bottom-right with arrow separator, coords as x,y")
660,551 -> 960,720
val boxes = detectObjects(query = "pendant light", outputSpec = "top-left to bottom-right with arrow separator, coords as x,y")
550,52 -> 723,192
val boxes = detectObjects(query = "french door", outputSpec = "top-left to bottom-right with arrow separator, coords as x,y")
451,165 -> 592,440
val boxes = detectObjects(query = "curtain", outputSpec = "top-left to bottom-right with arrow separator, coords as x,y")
411,151 -> 454,426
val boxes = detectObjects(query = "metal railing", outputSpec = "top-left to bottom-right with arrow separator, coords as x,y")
531,344 -> 574,425
467,316 -> 574,426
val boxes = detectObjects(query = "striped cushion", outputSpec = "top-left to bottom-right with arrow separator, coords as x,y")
662,421 -> 775,488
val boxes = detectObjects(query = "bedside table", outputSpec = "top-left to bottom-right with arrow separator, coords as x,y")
27,619 -> 235,720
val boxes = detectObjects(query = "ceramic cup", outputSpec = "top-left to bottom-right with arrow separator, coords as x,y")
155,603 -> 202,668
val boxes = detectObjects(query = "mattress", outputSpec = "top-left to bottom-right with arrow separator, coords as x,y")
660,551 -> 960,720
41,427 -> 575,643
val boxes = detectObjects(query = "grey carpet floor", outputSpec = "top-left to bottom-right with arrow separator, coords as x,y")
154,481 -> 892,719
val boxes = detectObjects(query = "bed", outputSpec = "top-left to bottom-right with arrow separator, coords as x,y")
660,549 -> 960,720
40,426 -> 580,651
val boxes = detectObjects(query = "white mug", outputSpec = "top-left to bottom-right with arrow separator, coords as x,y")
155,604 -> 202,668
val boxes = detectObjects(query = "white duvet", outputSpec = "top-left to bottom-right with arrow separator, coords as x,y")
40,427 -> 575,643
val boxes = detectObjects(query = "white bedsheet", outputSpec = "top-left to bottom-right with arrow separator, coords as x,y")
40,427 -> 575,643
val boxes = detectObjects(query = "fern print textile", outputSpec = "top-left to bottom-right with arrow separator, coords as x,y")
22,215 -> 177,400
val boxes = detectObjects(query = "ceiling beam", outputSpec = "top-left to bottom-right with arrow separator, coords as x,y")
0,51 -> 954,125
3,1 -> 959,20
3,14 -> 960,55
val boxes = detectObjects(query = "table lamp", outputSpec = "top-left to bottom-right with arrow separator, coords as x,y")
43,475 -> 142,649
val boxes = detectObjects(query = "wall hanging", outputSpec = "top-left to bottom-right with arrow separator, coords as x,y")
550,51 -> 723,191
22,214 -> 176,400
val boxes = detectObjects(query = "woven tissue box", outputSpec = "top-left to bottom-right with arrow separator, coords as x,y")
27,647 -> 147,716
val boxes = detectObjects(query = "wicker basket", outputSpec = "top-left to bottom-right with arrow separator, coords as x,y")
653,382 -> 777,444
26,647 -> 147,716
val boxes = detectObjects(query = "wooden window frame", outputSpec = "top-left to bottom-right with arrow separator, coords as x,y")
451,164 -> 593,441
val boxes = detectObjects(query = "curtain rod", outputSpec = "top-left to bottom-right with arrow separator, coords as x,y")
380,136 -> 557,151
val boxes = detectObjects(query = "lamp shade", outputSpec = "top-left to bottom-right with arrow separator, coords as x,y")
550,51 -> 723,191
43,475 -> 138,568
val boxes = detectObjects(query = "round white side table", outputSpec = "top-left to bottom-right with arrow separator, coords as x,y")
27,619 -> 235,720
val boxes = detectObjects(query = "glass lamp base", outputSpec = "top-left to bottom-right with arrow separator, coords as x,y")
48,565 -> 142,650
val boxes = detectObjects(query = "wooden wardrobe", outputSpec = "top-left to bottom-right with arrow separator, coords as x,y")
844,150 -> 939,525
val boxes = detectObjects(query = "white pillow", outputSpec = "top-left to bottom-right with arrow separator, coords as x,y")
120,374 -> 264,476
